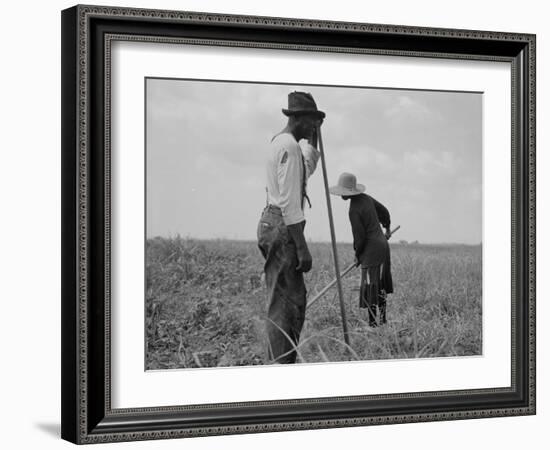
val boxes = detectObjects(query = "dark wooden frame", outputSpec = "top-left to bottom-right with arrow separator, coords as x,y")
61,4 -> 536,444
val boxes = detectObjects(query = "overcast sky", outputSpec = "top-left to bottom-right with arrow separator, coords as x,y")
146,78 -> 482,244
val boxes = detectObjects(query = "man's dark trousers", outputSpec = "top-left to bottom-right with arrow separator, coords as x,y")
257,205 -> 306,364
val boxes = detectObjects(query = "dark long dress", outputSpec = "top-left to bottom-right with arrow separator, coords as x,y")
348,194 -> 393,313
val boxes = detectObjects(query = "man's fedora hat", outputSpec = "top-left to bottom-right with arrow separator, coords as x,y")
282,91 -> 326,119
329,172 -> 366,196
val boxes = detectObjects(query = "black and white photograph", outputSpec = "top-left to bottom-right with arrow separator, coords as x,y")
145,78 -> 482,369
55,2 -> 536,446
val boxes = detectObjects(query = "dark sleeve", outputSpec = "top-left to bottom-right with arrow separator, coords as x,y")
349,208 -> 367,259
372,197 -> 391,229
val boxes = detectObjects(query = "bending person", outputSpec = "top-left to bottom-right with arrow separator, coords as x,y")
330,172 -> 393,326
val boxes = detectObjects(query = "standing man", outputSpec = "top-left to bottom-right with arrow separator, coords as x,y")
257,91 -> 325,364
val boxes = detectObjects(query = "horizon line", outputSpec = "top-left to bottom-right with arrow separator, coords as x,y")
146,235 -> 482,246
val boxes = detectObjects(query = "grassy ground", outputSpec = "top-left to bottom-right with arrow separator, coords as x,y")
145,237 -> 482,370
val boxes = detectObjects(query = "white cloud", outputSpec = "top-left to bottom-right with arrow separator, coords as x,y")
384,94 -> 436,120
402,149 -> 455,177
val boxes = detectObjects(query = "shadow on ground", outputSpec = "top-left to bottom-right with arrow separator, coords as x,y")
35,423 -> 60,438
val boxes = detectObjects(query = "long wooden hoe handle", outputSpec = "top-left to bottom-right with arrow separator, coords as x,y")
316,125 -> 351,347
307,263 -> 357,310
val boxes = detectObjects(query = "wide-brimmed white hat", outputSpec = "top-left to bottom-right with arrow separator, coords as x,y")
329,172 -> 365,196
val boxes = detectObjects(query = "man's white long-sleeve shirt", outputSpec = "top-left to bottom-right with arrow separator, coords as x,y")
265,133 -> 320,225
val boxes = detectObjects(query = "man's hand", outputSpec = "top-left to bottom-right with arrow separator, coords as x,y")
287,222 -> 313,273
354,256 -> 361,268
385,228 -> 392,240
307,127 -> 318,149
306,121 -> 324,148
296,246 -> 313,273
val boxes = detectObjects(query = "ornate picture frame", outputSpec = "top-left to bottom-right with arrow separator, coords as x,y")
61,4 -> 535,444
